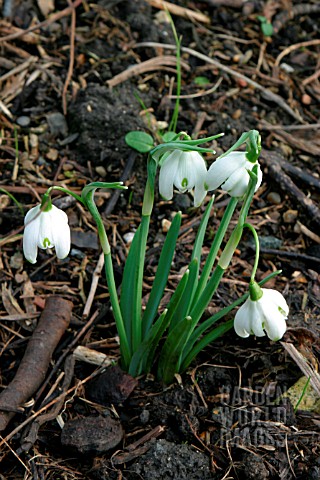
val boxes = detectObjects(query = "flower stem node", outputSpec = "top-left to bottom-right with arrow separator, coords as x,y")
234,286 -> 289,341
159,149 -> 208,207
23,204 -> 71,264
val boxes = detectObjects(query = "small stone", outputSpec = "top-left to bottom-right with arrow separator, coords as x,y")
61,415 -> 123,454
95,166 -> 107,177
0,194 -> 10,211
10,252 -> 24,270
237,78 -> 248,88
283,209 -> 298,223
62,163 -> 74,171
302,94 -> 312,105
162,218 -> 171,233
280,63 -> 295,73
140,409 -> 150,424
16,116 -> 30,127
232,109 -> 242,120
46,112 -> 68,137
267,191 -> 281,205
123,232 -> 135,244
46,148 -> 59,161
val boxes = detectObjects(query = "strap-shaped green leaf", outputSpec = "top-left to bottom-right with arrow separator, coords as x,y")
129,268 -> 190,376
191,196 -> 215,265
142,212 -> 182,337
168,258 -> 198,332
157,316 -> 193,384
180,319 -> 234,372
119,226 -> 142,353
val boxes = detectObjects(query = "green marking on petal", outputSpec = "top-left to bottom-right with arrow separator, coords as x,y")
182,177 -> 188,188
43,237 -> 51,248
278,306 -> 286,316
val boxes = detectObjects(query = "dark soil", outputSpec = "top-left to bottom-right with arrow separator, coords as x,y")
1,1 -> 320,479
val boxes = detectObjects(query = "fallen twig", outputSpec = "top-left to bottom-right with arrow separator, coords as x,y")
0,296 -> 73,431
107,55 -> 190,88
145,0 -> 210,24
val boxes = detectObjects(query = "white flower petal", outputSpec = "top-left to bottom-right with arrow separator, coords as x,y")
51,207 -> 71,259
24,204 -> 41,224
38,209 -> 55,249
254,163 -> 263,192
174,152 -> 194,191
221,167 -> 250,197
159,150 -> 180,200
234,299 -> 251,337
23,210 -> 41,264
261,288 -> 289,317
234,288 -> 288,341
207,151 -> 247,191
23,204 -> 71,263
250,301 -> 266,337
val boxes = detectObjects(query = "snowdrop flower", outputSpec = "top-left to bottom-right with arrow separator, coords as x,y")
234,286 -> 289,341
206,151 -> 262,198
23,204 -> 70,264
159,149 -> 207,207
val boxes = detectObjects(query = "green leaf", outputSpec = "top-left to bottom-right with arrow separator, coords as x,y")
161,131 -> 177,142
194,76 -> 210,86
125,131 -> 154,153
191,196 -> 214,264
119,226 -> 142,352
142,212 -> 182,336
129,267 -> 190,376
180,320 -> 234,372
261,22 -> 273,37
157,316 -> 193,384
169,258 -> 198,332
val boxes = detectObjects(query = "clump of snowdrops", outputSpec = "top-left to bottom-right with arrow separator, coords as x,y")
23,129 -> 289,384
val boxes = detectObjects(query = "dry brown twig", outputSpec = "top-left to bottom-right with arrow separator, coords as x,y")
107,55 -> 190,88
145,0 -> 210,24
0,296 -> 73,431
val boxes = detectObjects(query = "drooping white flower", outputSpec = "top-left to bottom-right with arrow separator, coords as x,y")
206,151 -> 262,197
23,204 -> 71,264
234,288 -> 289,341
159,150 -> 208,207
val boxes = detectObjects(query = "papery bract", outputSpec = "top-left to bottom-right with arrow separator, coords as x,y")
206,151 -> 262,197
23,204 -> 70,264
234,288 -> 289,341
159,149 -> 207,207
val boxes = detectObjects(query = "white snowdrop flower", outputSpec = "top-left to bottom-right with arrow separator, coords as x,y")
159,149 -> 208,207
234,288 -> 289,341
206,151 -> 262,197
23,204 -> 71,264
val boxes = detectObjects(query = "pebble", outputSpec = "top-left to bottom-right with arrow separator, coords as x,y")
16,116 -> 30,127
123,232 -> 135,244
232,109 -> 242,120
283,209 -> 298,223
46,148 -> 59,161
95,166 -> 107,177
267,191 -> 281,205
46,112 -> 68,137
162,218 -> 171,233
302,94 -> 312,105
